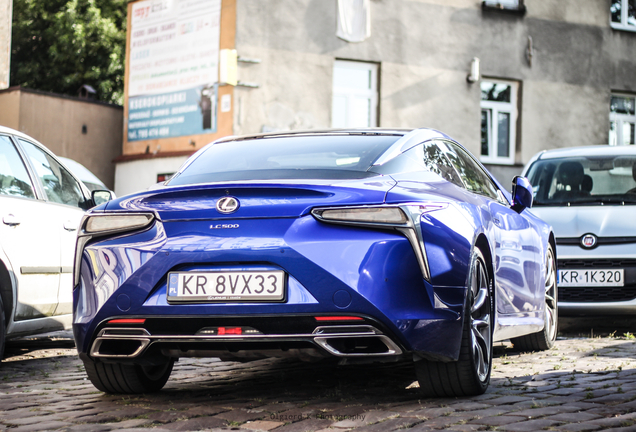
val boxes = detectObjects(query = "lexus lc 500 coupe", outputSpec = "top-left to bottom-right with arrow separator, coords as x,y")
523,145 -> 636,316
0,126 -> 109,359
73,128 -> 557,396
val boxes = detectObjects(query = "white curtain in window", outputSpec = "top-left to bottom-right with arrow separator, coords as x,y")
336,0 -> 371,43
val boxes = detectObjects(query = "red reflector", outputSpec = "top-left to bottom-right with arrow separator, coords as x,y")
315,316 -> 364,321
108,319 -> 146,324
218,327 -> 242,335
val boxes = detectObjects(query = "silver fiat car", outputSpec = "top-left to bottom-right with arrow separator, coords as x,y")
522,146 -> 636,315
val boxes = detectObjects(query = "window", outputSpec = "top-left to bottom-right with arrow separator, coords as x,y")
609,95 -> 636,145
483,0 -> 521,9
526,156 -> 636,206
611,0 -> 636,31
168,134 -> 401,185
480,80 -> 518,165
0,136 -> 35,199
481,0 -> 525,14
332,60 -> 378,128
19,139 -> 86,208
441,140 -> 501,201
372,141 -> 464,187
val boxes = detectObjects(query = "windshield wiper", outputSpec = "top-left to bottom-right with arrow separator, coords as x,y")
594,197 -> 636,205
535,197 -> 636,206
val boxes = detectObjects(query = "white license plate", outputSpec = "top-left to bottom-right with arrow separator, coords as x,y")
167,271 -> 286,302
557,269 -> 624,287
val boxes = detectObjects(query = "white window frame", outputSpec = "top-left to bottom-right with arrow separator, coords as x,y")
483,0 -> 520,9
331,60 -> 378,128
609,93 -> 636,146
480,79 -> 518,166
610,0 -> 636,32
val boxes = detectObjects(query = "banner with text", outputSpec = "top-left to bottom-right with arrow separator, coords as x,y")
127,85 -> 217,141
127,0 -> 221,140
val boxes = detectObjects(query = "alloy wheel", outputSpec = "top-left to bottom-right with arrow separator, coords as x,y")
544,247 -> 558,342
470,257 -> 491,382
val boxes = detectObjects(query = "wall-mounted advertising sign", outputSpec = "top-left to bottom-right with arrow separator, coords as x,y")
127,0 -> 221,141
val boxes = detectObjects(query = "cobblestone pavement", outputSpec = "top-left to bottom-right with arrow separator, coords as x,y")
2,332 -> 636,431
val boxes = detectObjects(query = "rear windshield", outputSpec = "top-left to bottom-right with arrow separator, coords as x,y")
168,135 -> 401,185
526,155 -> 636,206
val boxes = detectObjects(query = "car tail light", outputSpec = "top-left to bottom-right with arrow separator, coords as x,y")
108,319 -> 146,324
74,212 -> 155,289
311,203 -> 450,283
84,214 -> 154,234
312,206 -> 408,225
315,316 -> 364,322
196,327 -> 261,335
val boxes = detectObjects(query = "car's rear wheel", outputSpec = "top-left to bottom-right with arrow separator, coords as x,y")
511,243 -> 558,351
414,247 -> 493,397
82,358 -> 174,394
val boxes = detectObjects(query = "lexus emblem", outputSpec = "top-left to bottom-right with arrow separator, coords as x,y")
581,234 -> 597,249
216,196 -> 239,214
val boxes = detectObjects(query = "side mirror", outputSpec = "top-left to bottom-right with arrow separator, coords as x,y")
92,190 -> 113,207
511,176 -> 533,213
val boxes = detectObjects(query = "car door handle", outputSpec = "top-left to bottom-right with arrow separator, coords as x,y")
63,220 -> 77,231
3,214 -> 20,226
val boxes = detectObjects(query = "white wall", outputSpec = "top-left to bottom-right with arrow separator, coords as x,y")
114,156 -> 189,197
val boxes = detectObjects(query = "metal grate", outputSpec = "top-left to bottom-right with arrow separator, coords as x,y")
557,258 -> 636,269
558,259 -> 636,269
559,286 -> 636,303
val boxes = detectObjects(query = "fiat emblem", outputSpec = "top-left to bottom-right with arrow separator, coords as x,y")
581,234 -> 597,249
216,196 -> 239,214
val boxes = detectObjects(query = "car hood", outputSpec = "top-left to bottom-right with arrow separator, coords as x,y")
529,205 -> 636,238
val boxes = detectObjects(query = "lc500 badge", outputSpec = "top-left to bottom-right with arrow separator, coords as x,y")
210,224 -> 239,229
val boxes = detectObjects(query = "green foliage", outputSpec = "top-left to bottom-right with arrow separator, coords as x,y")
10,0 -> 127,104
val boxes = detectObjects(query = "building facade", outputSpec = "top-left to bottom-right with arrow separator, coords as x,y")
117,0 -> 636,193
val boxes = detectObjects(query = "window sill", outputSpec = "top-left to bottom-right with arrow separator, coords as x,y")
610,22 -> 636,33
481,1 -> 526,16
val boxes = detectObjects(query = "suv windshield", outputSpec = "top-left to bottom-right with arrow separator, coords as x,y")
168,134 -> 401,185
526,155 -> 636,206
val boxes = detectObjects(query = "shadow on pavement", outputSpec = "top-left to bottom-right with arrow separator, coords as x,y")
559,316 -> 636,338
4,330 -> 76,360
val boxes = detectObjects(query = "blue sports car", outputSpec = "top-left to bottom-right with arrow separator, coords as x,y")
73,129 -> 557,396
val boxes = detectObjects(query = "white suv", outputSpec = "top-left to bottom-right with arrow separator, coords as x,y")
0,126 -> 96,358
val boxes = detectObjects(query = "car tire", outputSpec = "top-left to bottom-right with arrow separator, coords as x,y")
82,358 -> 174,394
0,295 -> 5,361
414,247 -> 493,397
511,243 -> 558,352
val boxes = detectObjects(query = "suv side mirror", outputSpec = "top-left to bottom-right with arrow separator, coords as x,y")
92,190 -> 113,207
511,176 -> 533,213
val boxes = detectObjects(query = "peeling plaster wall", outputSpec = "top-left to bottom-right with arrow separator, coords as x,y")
234,0 -> 636,183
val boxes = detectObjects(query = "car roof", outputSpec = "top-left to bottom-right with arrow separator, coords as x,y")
0,124 -> 91,195
536,145 -> 636,160
0,124 -> 45,144
211,128 -> 455,164
181,128 -> 456,176
215,128 -> 413,143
